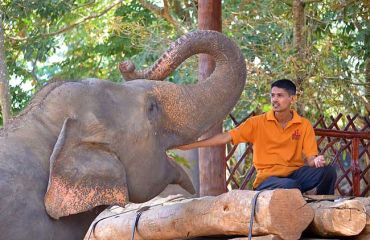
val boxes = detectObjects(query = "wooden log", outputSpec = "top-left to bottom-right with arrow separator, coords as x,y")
232,235 -> 282,240
187,235 -> 281,240
354,197 -> 370,240
84,189 -> 313,240
304,195 -> 343,202
189,235 -> 282,240
300,238 -> 341,240
307,199 -> 366,237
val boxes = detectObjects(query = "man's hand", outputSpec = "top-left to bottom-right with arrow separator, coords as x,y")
306,155 -> 326,168
313,155 -> 326,168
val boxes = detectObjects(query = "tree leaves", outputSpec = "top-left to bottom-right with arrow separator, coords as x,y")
1,0 -> 368,127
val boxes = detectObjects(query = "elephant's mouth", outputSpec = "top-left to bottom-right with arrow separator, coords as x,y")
166,154 -> 196,195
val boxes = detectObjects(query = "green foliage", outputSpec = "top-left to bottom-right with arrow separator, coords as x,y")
10,85 -> 31,114
1,0 -> 368,125
167,150 -> 191,169
222,0 -> 369,121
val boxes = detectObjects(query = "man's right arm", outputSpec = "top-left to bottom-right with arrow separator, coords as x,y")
176,132 -> 232,151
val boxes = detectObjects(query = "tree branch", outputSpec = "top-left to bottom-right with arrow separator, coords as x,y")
70,0 -> 97,12
281,0 -> 292,7
8,0 -> 124,41
170,0 -> 192,24
306,14 -> 328,25
138,0 -> 187,33
323,76 -> 369,85
361,95 -> 370,114
29,49 -> 40,85
282,0 -> 322,7
302,0 -> 322,4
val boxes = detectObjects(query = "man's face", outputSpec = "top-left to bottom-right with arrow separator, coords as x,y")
270,87 -> 294,112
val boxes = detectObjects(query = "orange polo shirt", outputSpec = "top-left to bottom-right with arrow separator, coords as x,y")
229,110 -> 318,189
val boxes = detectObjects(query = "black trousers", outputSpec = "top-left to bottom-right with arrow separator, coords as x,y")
255,165 -> 337,195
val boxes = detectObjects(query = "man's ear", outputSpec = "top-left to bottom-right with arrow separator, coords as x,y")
291,95 -> 297,104
44,117 -> 128,220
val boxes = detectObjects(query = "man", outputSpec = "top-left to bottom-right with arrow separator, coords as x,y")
177,79 -> 337,194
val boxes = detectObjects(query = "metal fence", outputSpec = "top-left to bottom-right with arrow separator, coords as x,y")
225,113 -> 370,197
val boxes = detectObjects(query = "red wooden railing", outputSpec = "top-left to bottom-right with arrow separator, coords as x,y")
225,113 -> 370,197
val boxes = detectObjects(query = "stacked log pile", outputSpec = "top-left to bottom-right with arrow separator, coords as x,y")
84,190 -> 369,240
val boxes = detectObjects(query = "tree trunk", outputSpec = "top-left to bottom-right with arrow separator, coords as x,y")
0,15 -> 10,126
307,199 -> 367,237
84,189 -> 314,240
292,0 -> 305,114
198,0 -> 226,197
364,51 -> 370,114
364,28 -> 370,114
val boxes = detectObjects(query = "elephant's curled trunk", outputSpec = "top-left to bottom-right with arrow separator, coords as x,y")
122,30 -> 247,144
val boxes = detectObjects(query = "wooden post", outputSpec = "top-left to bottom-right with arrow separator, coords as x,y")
197,0 -> 226,196
352,137 -> 361,196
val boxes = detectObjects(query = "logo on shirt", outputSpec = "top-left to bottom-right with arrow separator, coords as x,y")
292,130 -> 300,140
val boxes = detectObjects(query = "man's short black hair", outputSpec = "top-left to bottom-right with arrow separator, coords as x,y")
271,79 -> 296,96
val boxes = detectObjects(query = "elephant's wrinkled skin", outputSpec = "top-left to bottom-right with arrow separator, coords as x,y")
0,30 -> 246,239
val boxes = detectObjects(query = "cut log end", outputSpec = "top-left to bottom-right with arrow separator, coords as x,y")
263,189 -> 314,240
308,199 -> 367,237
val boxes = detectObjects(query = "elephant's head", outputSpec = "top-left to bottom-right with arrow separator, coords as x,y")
43,30 -> 246,219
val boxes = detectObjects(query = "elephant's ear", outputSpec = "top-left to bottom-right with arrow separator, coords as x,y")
44,117 -> 128,220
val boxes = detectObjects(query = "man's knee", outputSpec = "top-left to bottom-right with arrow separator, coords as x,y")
316,165 -> 337,195
283,179 -> 300,189
257,177 -> 300,190
323,166 -> 337,181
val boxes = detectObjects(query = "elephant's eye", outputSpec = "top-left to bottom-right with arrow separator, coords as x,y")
147,97 -> 160,122
148,101 -> 157,112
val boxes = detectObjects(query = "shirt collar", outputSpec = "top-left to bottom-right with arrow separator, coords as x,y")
266,110 -> 302,123
291,110 -> 302,123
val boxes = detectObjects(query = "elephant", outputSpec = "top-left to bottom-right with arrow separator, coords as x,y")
0,30 -> 246,239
